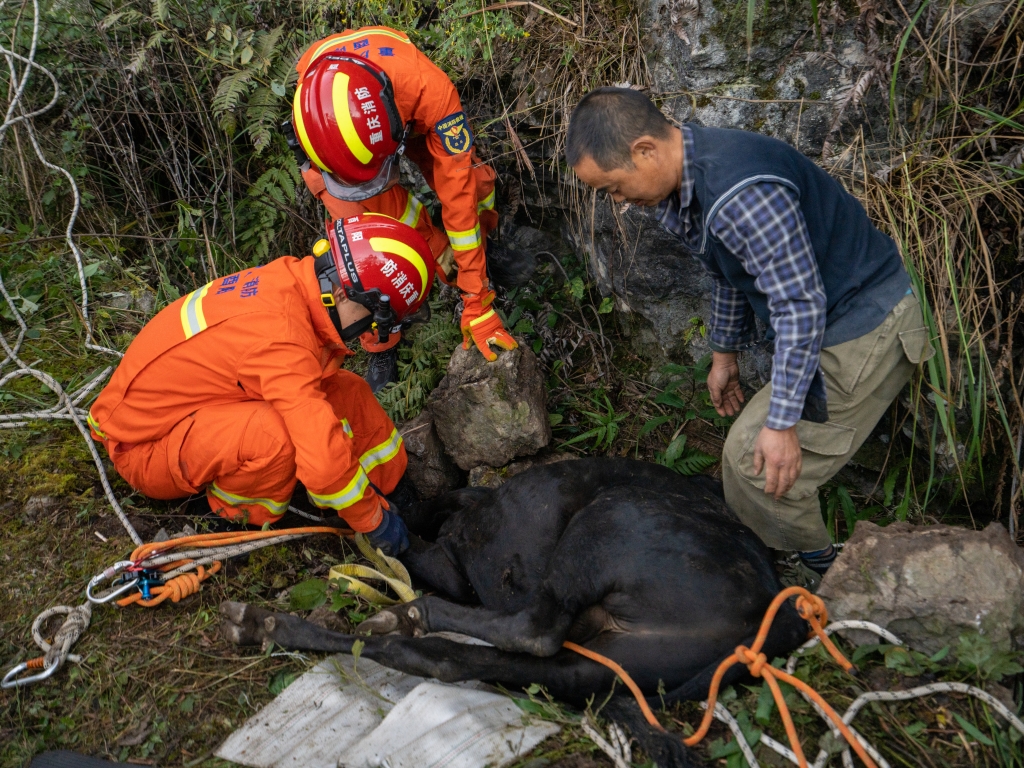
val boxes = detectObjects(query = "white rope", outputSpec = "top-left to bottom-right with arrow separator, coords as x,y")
31,603 -> 92,667
0,0 -> 139,546
581,715 -> 631,768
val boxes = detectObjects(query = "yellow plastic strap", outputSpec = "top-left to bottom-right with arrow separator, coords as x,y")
400,192 -> 424,227
209,483 -> 288,516
180,283 -> 212,340
333,73 -> 373,164
355,533 -> 412,586
307,468 -> 370,511
293,82 -> 328,172
359,428 -> 403,474
469,308 -> 497,328
477,189 -> 495,213
446,224 -> 481,252
87,412 -> 107,439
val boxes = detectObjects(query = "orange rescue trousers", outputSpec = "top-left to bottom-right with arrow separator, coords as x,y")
104,370 -> 406,529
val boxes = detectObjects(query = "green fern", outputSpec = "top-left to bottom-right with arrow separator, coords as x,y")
213,71 -> 255,130
655,434 -> 719,476
246,86 -> 283,155
376,309 -> 462,422
236,158 -> 301,263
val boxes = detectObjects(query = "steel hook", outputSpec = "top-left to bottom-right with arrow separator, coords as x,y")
1,658 -> 61,689
86,560 -> 140,604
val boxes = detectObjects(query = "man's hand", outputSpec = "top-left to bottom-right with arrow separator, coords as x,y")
753,425 -> 802,500
708,351 -> 745,417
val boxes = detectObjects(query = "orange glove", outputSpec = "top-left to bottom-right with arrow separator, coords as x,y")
461,291 -> 517,361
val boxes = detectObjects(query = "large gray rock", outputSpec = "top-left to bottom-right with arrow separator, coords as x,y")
399,410 -> 461,499
818,521 -> 1024,655
429,345 -> 551,471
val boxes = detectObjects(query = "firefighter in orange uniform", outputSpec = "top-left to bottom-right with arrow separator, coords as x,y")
87,215 -> 436,554
289,26 -> 517,391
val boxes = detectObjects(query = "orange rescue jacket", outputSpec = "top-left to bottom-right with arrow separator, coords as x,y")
88,257 -> 383,523
296,27 -> 492,296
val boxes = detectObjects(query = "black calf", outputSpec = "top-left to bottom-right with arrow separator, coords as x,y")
222,458 -> 807,762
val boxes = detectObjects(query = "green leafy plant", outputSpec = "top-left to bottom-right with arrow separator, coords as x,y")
560,392 -> 627,452
639,357 -> 721,476
820,482 -> 881,543
288,578 -> 328,611
376,302 -> 462,422
955,632 -> 1024,683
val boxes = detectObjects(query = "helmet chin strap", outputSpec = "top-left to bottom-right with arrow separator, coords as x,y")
340,314 -> 374,342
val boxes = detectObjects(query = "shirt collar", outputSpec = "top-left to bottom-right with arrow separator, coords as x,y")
655,125 -> 696,237
678,124 -> 695,208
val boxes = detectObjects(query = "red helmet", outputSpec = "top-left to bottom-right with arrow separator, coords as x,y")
313,213 -> 436,343
293,51 -> 407,202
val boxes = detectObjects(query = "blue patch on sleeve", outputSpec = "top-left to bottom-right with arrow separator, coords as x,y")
434,111 -> 474,155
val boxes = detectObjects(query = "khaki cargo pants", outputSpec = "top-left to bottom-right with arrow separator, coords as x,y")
721,292 -> 932,552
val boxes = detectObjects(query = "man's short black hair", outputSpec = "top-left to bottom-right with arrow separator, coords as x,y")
565,87 -> 672,170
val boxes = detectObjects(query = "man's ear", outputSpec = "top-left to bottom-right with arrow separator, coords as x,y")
630,136 -> 660,162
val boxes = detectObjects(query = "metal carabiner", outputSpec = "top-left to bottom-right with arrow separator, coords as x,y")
86,560 -> 140,604
1,657 -> 61,689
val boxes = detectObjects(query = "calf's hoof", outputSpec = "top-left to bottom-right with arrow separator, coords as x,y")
360,604 -> 423,637
220,601 -> 277,651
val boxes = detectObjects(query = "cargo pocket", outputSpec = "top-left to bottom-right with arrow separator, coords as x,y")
898,327 -> 935,365
787,420 -> 857,500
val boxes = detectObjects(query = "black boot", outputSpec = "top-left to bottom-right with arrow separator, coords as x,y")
365,347 -> 399,393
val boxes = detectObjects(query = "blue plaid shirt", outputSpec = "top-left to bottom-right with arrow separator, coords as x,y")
656,126 -> 827,430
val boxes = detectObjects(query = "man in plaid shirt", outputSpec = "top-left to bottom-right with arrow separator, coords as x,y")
566,88 -> 931,575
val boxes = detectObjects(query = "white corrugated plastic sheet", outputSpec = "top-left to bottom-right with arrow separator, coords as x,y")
216,652 -> 559,768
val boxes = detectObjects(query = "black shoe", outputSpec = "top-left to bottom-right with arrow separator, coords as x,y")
366,347 -> 399,393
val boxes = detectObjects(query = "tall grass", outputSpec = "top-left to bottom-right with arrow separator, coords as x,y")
832,0 -> 1024,530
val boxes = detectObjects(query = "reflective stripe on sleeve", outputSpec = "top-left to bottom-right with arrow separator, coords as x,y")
469,308 -> 497,327
446,224 -> 482,252
307,468 -> 370,511
180,282 -> 212,340
477,189 -> 495,214
87,411 -> 107,439
340,418 -> 354,438
400,192 -> 424,228
209,483 -> 288,516
359,428 -> 403,474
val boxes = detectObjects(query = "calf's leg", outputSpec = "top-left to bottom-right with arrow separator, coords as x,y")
383,592 -> 575,656
222,601 -> 606,701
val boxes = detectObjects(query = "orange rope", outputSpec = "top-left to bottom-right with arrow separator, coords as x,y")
115,527 -> 351,608
563,586 -> 878,768
116,561 -> 223,607
563,641 -> 666,732
127,526 -> 352,563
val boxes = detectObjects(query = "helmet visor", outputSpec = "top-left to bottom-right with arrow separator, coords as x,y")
322,150 -> 401,202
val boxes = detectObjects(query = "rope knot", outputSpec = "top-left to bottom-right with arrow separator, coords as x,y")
796,594 -> 828,625
734,645 -> 769,677
164,570 -> 203,603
